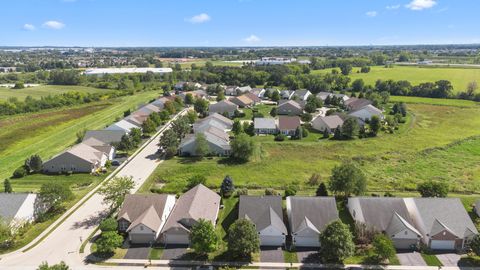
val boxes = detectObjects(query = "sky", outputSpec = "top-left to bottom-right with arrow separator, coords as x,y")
0,0 -> 479,47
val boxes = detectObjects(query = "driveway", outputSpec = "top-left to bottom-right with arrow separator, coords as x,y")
436,253 -> 462,266
396,251 -> 427,266
296,248 -> 320,263
260,247 -> 284,263
124,244 -> 150,260
161,245 -> 189,260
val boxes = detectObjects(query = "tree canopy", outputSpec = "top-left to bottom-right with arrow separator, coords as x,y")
319,220 -> 355,263
328,162 -> 366,197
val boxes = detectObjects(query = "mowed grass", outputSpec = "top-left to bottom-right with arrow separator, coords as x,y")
0,85 -> 110,100
141,97 -> 480,194
311,65 -> 480,93
0,91 -> 159,180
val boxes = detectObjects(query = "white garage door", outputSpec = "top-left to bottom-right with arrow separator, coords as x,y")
130,233 -> 155,244
260,235 -> 284,246
431,240 -> 455,250
165,234 -> 190,245
294,236 -> 320,247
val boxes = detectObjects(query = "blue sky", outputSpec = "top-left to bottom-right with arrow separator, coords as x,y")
1,0 -> 479,47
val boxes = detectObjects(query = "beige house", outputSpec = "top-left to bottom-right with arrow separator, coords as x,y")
43,143 -> 108,173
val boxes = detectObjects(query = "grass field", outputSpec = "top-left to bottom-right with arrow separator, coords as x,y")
311,65 -> 480,93
140,96 -> 480,194
0,85 -> 110,100
0,91 -> 159,180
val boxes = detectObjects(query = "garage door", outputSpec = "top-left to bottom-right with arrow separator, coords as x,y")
164,234 -> 190,245
294,236 -> 320,247
260,235 -> 284,246
431,240 -> 455,250
393,239 -> 418,250
130,233 -> 155,244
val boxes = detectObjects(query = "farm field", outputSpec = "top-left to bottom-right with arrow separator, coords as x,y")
0,85 -> 110,100
0,91 -> 159,180
140,96 -> 480,194
311,65 -> 480,93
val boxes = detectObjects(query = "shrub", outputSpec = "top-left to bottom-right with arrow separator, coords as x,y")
99,218 -> 118,232
12,166 -> 27,178
372,234 -> 396,262
265,188 -> 278,196
236,188 -> 248,197
284,185 -> 298,197
274,134 -> 286,141
220,175 -> 235,197
417,181 -> 449,198
186,175 -> 207,190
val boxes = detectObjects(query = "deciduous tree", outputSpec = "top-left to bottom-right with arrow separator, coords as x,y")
227,219 -> 260,259
190,219 -> 218,255
98,176 -> 135,209
328,162 -> 366,197
319,220 -> 355,263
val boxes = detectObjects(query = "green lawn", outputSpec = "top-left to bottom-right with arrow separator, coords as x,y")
140,97 -> 480,194
149,246 -> 164,260
421,253 -> 443,266
311,65 -> 480,93
0,85 -> 110,100
0,91 -> 160,180
239,104 -> 277,120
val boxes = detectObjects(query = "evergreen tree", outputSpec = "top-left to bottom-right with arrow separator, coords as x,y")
4,179 -> 12,193
316,183 -> 328,196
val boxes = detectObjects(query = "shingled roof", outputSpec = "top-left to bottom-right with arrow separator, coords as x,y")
239,195 -> 287,234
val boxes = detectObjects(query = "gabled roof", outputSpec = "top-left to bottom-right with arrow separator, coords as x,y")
162,184 -> 221,233
345,98 -> 372,111
0,193 -> 33,220
278,100 -> 302,110
138,104 -> 161,115
411,198 -> 478,238
311,115 -> 344,129
106,119 -> 140,132
385,212 -> 421,237
193,118 -> 230,132
67,143 -> 105,164
117,194 -> 171,232
349,104 -> 383,116
209,100 -> 238,112
288,197 -> 338,235
239,195 -> 287,234
195,125 -> 230,141
254,118 -> 277,130
84,130 -> 125,144
293,89 -> 311,99
278,116 -> 301,130
202,113 -> 234,128
230,95 -> 254,107
244,92 -> 262,103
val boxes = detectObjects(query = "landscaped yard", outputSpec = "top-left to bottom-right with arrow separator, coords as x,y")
0,91 -> 159,180
140,96 -> 480,194
311,65 -> 480,93
0,84 -> 111,100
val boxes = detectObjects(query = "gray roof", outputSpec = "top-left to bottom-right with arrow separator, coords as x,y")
312,115 -> 344,129
293,89 -> 311,99
288,197 -> 338,234
345,98 -> 372,111
412,198 -> 478,238
278,100 -> 302,110
209,100 -> 238,113
0,193 -> 30,220
117,194 -> 171,232
162,184 -> 221,233
352,197 -> 416,233
349,104 -> 383,115
254,118 -> 277,130
239,195 -> 287,234
84,130 -> 125,144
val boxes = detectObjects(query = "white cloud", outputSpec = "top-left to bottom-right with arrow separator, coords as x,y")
23,24 -> 36,31
366,11 -> 378,17
386,5 -> 401,10
42,20 -> 65,29
244,34 -> 260,43
406,0 -> 437,10
186,13 -> 211,24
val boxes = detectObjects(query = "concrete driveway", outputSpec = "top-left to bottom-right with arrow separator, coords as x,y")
260,247 -> 284,263
396,251 -> 427,266
296,248 -> 320,263
161,245 -> 189,260
124,245 -> 150,260
436,253 -> 462,266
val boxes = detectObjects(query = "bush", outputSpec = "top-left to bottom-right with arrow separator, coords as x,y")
99,218 -> 118,232
284,185 -> 298,197
186,175 -> 207,190
236,188 -> 248,197
372,234 -> 396,262
265,188 -> 278,196
274,134 -> 286,141
12,166 -> 27,178
417,181 -> 449,198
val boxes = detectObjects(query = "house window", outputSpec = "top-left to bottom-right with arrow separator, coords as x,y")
140,226 -> 144,231
119,221 -> 128,231
405,231 -> 408,235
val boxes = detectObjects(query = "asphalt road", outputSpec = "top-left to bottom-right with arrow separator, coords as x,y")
0,109 -> 188,270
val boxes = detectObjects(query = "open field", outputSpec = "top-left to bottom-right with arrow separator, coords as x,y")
141,96 -> 480,194
0,85 -> 110,100
311,65 -> 480,93
0,91 -> 159,180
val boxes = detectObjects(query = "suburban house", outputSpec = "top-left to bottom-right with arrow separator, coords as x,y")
125,112 -> 149,127
348,104 -> 384,121
0,193 -> 44,229
254,118 -> 278,134
237,86 -> 252,95
316,92 -> 332,101
277,100 -> 303,116
225,86 -> 239,96
106,119 -> 141,134
82,137 -> 116,160
137,104 -> 161,115
405,198 -> 478,250
83,130 -> 125,145
179,132 -> 231,157
280,90 -> 295,100
209,100 -> 238,117
286,197 -> 338,247
292,89 -> 312,101
193,113 -> 233,131
244,92 -> 262,104
229,95 -> 255,108
332,93 -> 350,102
278,116 -> 301,136
348,197 -> 422,249
311,115 -> 344,134
160,184 -> 221,245
345,98 -> 373,111
117,194 -> 176,244
174,81 -> 202,91
239,195 -> 287,246
43,143 -> 108,173
251,88 -> 266,99
178,90 -> 208,101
